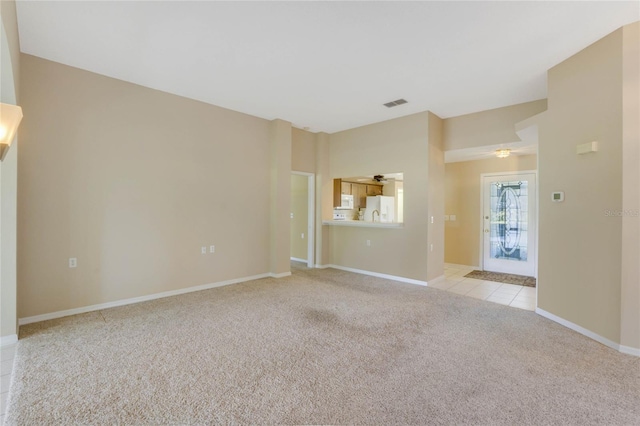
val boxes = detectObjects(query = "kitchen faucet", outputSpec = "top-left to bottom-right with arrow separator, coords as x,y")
372,209 -> 380,222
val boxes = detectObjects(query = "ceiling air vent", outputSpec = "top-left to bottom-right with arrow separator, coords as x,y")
384,98 -> 408,108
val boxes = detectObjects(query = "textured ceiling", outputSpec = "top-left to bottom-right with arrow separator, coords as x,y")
15,1 -> 639,133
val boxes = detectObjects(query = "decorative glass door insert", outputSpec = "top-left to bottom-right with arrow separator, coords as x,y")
482,173 -> 536,276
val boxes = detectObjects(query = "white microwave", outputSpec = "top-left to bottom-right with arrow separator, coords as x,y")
337,194 -> 354,209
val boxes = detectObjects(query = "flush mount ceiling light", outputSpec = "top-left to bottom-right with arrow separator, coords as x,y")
0,103 -> 24,161
383,99 -> 408,108
495,149 -> 511,158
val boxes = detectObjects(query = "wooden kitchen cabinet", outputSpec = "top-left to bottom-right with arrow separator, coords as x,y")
334,180 -> 383,209
341,182 -> 352,195
366,184 -> 383,196
352,184 -> 366,209
333,179 -> 341,207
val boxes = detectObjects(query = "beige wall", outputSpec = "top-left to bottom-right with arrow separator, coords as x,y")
620,22 -> 639,350
291,128 -> 316,173
290,174 -> 308,260
538,28 -> 623,344
328,112 -> 433,282
444,155 -> 537,267
443,99 -> 547,151
18,54 -> 275,318
427,112 -> 445,281
0,0 -> 20,342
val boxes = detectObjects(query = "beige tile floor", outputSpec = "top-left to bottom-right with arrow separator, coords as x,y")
434,264 -> 536,311
0,344 -> 16,424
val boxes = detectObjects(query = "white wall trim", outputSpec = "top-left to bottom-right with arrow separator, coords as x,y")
314,264 -> 330,269
620,345 -> 640,357
290,257 -> 307,263
292,171 -> 315,268
327,264 -> 428,286
0,334 -> 18,347
535,308 -> 639,357
270,272 -> 291,278
18,273 -> 273,326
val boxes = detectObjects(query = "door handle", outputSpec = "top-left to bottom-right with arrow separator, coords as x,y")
484,229 -> 489,233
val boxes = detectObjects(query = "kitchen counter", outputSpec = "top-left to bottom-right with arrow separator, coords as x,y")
322,220 -> 403,229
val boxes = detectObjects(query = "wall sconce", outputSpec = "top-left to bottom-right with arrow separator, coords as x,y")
0,103 -> 24,161
495,149 -> 511,158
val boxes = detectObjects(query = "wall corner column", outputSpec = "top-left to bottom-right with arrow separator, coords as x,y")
0,0 -> 21,346
427,112 -> 445,281
269,119 -> 292,276
315,132 -> 331,267
620,21 -> 640,353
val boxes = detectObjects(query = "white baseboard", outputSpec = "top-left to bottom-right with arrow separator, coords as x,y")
290,257 -> 307,263
535,307 -> 639,357
314,264 -> 330,269
0,334 -> 18,347
327,264 -> 428,286
620,345 -> 640,357
270,271 -> 291,278
18,272 -> 273,326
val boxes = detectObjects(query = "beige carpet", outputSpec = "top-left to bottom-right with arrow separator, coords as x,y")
4,265 -> 639,425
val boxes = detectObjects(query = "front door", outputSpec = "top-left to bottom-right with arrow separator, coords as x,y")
482,173 -> 536,276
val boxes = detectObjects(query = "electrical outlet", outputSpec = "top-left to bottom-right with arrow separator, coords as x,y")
69,258 -> 77,268
366,240 -> 371,247
430,244 -> 433,252
430,216 -> 434,224
210,245 -> 215,253
201,247 -> 207,254
290,213 -> 294,219
301,233 -> 304,239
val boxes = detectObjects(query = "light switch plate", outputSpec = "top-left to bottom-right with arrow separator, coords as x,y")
577,141 -> 598,155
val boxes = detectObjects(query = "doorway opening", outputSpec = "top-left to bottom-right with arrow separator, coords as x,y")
290,172 -> 315,268
480,171 -> 537,277
442,156 -> 538,311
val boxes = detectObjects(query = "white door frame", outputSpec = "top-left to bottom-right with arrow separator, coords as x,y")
479,170 -> 537,277
291,171 -> 315,268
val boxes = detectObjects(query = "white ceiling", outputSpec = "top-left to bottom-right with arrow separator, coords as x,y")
15,1 -> 639,134
444,140 -> 537,164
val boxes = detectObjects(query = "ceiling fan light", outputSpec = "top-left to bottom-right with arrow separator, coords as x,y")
495,149 -> 511,158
